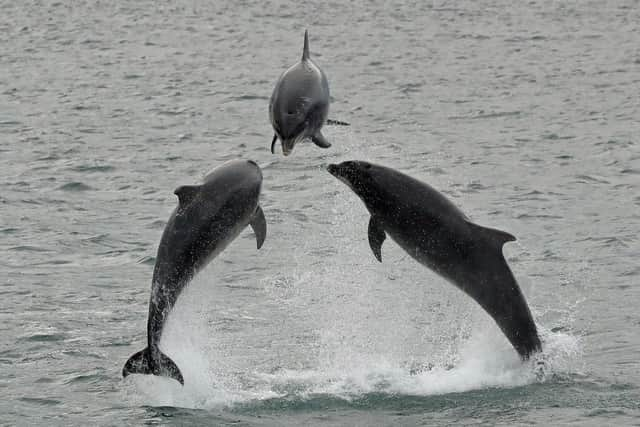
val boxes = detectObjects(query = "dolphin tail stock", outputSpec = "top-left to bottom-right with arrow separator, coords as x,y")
326,119 -> 350,126
512,321 -> 543,360
302,29 -> 310,60
498,284 -> 543,360
478,253 -> 543,360
122,347 -> 184,385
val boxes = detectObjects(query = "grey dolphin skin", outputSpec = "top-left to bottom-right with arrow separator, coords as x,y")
269,30 -> 347,156
327,161 -> 542,359
122,160 -> 267,385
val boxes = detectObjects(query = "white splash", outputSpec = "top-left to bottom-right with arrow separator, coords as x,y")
122,134 -> 583,410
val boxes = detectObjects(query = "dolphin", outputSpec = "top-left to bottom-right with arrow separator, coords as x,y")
269,30 -> 348,156
327,160 -> 542,359
122,160 -> 267,385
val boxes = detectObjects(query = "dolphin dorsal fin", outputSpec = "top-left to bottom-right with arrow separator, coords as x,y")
467,221 -> 516,247
302,29 -> 310,61
174,185 -> 200,206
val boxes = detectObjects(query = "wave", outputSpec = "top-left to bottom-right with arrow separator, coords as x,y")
123,318 -> 581,410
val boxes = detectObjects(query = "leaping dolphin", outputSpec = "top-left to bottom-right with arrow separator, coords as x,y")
122,160 -> 267,385
327,160 -> 542,359
269,30 -> 348,156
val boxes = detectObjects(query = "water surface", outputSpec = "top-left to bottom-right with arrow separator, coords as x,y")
1,0 -> 639,425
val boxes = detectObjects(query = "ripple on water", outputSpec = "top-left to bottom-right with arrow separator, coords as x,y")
147,220 -> 166,229
17,397 -> 62,406
137,256 -> 156,266
69,164 -> 116,173
63,370 -> 109,385
17,333 -> 68,343
57,182 -> 93,191
9,245 -> 50,252
573,175 -> 610,185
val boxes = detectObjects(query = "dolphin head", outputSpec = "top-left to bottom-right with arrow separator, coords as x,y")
175,160 -> 263,213
202,159 -> 262,188
327,161 -> 383,207
272,107 -> 311,156
270,92 -> 326,156
203,159 -> 263,206
327,161 -> 365,186
170,159 -> 264,271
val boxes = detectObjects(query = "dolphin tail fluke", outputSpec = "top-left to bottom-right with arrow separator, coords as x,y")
270,134 -> 278,154
122,347 -> 184,385
326,119 -> 350,126
302,29 -> 310,60
156,350 -> 184,385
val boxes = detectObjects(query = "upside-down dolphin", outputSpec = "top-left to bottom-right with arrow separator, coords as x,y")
122,160 -> 267,385
269,30 -> 348,156
327,160 -> 542,359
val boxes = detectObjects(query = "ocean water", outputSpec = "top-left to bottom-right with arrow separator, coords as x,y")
1,0 -> 639,425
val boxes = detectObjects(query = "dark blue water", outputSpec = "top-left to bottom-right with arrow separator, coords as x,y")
1,1 -> 639,425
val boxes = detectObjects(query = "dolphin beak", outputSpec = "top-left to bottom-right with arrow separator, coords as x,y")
281,138 -> 298,156
327,162 -> 360,189
326,163 -> 352,186
327,163 -> 339,176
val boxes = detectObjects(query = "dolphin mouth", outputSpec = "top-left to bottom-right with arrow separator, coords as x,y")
282,135 -> 303,156
326,163 -> 355,187
281,138 -> 296,156
327,163 -> 340,176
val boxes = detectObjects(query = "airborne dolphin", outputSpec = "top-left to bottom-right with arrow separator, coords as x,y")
327,160 -> 542,359
269,30 -> 348,156
122,160 -> 267,385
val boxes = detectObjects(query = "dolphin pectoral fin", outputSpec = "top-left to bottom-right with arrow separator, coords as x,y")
174,185 -> 200,207
270,134 -> 278,154
311,132 -> 331,149
368,216 -> 386,262
466,221 -> 516,248
250,205 -> 267,249
326,119 -> 350,126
